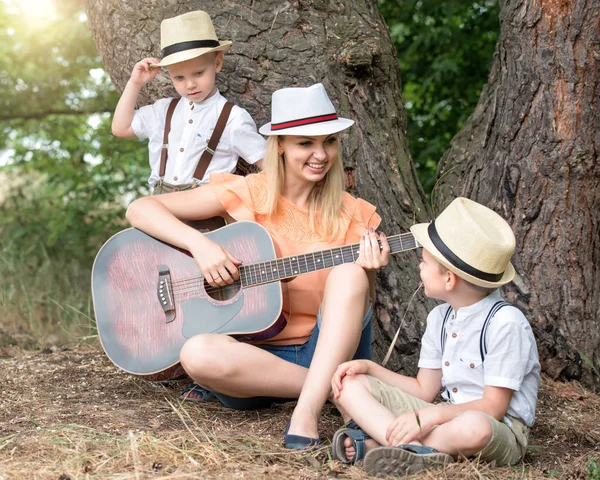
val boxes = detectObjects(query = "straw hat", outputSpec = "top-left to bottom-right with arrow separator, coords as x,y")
410,197 -> 516,288
259,84 -> 354,136
151,11 -> 232,68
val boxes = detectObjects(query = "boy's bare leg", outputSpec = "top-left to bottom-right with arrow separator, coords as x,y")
287,264 -> 371,439
334,374 -> 396,459
418,410 -> 493,457
336,375 -> 493,460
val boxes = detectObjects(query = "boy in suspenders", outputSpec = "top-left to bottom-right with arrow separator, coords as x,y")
112,10 -> 265,195
330,198 -> 541,477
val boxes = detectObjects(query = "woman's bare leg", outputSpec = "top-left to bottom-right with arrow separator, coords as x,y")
287,263 -> 370,438
180,334 -> 307,398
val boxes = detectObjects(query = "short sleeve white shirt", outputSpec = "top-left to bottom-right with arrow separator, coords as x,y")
418,289 -> 541,427
131,91 -> 265,187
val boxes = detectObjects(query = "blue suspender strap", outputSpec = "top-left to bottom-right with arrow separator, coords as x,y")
479,301 -> 511,363
440,306 -> 452,355
440,306 -> 453,401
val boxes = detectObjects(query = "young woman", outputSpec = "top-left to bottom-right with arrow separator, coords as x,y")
126,83 -> 390,448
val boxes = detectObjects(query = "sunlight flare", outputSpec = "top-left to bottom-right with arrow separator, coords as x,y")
14,0 -> 57,27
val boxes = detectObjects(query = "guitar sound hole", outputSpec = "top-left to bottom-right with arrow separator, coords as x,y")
204,280 -> 241,302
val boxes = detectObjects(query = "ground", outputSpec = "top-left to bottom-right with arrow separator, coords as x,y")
0,345 -> 598,479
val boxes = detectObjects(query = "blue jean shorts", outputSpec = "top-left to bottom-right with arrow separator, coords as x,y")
211,304 -> 373,410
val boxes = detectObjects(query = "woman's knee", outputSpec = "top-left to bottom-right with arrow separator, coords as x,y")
180,334 -> 234,380
326,263 -> 369,296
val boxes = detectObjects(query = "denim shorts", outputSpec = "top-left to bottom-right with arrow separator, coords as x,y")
211,304 -> 373,410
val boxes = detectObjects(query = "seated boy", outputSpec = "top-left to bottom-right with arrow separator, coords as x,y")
112,10 -> 264,194
330,197 -> 541,477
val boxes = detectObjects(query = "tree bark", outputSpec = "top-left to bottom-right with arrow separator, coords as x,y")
84,0 -> 433,375
436,0 -> 600,388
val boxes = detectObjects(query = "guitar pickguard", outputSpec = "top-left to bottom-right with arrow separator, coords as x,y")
181,294 -> 245,338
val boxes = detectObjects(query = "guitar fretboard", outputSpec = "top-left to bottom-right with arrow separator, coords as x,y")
238,232 -> 419,288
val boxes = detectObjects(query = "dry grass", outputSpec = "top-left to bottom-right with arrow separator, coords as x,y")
0,248 -> 95,352
1,345 -> 599,480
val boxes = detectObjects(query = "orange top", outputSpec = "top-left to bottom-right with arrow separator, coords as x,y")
207,172 -> 381,345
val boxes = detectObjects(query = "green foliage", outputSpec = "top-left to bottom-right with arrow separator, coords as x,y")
588,458 -> 600,480
1,117 -> 149,263
510,465 -> 530,475
378,0 -> 500,194
0,0 -> 148,264
0,0 -> 111,127
0,0 -> 148,344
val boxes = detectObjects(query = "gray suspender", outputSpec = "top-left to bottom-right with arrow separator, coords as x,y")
440,306 -> 452,356
441,301 -> 512,363
479,301 -> 511,362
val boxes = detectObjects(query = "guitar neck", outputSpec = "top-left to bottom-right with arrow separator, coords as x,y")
239,232 -> 419,288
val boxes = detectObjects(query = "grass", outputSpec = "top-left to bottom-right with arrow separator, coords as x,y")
0,239 -> 96,350
1,347 -> 598,480
1,238 -> 599,479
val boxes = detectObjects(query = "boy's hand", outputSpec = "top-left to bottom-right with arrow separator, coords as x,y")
355,229 -> 390,271
385,407 -> 440,446
129,58 -> 161,87
331,360 -> 371,399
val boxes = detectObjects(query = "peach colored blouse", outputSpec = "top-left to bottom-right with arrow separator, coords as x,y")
207,172 -> 381,345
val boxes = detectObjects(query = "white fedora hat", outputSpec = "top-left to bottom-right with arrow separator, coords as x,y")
259,84 -> 354,136
410,197 -> 516,288
151,11 -> 232,68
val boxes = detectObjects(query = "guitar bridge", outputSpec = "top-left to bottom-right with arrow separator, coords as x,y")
157,265 -> 176,323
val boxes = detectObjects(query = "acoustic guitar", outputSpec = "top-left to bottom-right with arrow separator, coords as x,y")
91,221 -> 419,381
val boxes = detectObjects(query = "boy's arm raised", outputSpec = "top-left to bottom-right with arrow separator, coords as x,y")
112,58 -> 161,138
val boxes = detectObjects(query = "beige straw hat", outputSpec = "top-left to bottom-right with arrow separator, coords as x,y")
410,197 -> 516,288
151,11 -> 232,68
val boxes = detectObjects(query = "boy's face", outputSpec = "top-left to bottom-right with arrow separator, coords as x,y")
418,248 -> 449,300
166,52 -> 223,103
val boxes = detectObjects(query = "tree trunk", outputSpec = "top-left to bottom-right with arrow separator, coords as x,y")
84,0 -> 433,374
436,0 -> 600,389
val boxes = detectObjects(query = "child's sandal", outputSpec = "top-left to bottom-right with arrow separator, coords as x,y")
331,426 -> 371,464
364,444 -> 455,476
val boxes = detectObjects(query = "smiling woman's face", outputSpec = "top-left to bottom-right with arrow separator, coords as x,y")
277,134 -> 340,186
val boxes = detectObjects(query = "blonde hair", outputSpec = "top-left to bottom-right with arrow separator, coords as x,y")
259,135 -> 346,239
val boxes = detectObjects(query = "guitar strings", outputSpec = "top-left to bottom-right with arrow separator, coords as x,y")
169,233 -> 416,289
167,233 -> 418,297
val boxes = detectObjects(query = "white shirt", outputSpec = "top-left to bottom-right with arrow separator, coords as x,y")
418,289 -> 541,427
131,91 -> 265,187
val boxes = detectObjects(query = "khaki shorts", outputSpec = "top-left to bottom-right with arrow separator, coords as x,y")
367,375 -> 529,466
152,181 -> 199,195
